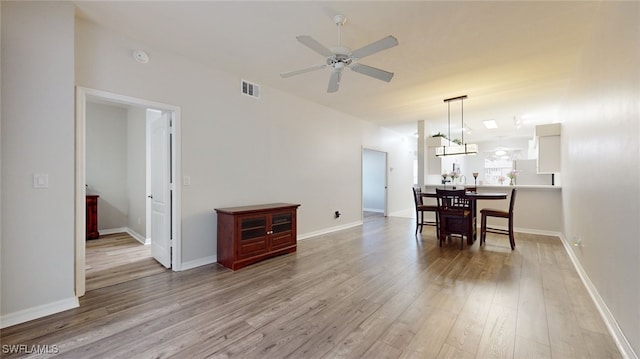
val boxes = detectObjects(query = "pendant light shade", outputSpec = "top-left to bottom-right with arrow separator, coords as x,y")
435,95 -> 478,157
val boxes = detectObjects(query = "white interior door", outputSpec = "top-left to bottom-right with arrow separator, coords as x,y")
147,110 -> 172,268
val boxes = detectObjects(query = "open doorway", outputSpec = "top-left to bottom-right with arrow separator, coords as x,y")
362,148 -> 388,220
75,87 -> 181,297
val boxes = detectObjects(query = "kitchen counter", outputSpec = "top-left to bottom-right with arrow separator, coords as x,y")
424,184 -> 563,234
426,184 -> 561,190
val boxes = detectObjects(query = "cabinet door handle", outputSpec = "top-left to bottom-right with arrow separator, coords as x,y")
147,195 -> 153,199
267,230 -> 273,235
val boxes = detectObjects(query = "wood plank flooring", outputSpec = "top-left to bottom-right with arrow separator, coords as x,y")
1,217 -> 621,358
86,232 -> 167,291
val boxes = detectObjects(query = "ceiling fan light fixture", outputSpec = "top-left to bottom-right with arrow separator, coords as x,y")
436,95 -> 478,157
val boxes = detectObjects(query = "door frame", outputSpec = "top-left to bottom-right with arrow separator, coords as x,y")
75,86 -> 182,297
361,147 -> 388,217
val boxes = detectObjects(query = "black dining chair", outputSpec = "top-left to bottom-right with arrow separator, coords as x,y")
412,187 -> 438,235
480,188 -> 517,249
435,188 -> 473,249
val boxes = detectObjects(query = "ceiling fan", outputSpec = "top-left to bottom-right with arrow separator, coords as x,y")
280,14 -> 398,93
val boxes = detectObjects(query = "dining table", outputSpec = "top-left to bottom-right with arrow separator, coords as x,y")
422,188 -> 508,244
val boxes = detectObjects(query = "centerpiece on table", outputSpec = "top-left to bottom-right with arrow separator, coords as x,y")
441,173 -> 450,186
507,169 -> 519,185
449,171 -> 460,186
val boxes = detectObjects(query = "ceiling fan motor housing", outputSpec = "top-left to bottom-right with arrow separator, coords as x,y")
327,54 -> 352,68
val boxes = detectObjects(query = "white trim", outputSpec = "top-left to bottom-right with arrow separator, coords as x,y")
363,208 -> 385,213
98,227 -> 148,245
99,227 -> 127,236
75,87 -> 87,297
169,108 -> 182,270
75,87 -> 183,300
480,225 -> 562,238
0,297 -> 79,329
557,233 -> 637,359
297,221 -> 363,240
388,208 -> 414,219
180,256 -> 217,271
128,228 -> 148,245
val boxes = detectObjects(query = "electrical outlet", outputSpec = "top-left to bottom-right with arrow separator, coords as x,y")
572,235 -> 582,247
33,173 -> 49,189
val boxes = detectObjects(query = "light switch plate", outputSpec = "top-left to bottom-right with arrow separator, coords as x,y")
33,173 -> 49,188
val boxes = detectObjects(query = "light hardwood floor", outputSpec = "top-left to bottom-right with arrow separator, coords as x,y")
1,217 -> 621,358
85,232 -> 167,291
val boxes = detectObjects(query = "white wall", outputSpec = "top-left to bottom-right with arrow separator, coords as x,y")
127,107 -> 146,237
86,102 -> 146,236
0,4 -> 412,325
86,102 -> 129,230
1,2 -> 77,322
425,137 -> 533,186
560,2 -> 639,355
75,18 -> 414,265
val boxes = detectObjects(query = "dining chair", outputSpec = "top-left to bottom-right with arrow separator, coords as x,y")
435,188 -> 473,249
412,187 -> 438,235
480,188 -> 517,249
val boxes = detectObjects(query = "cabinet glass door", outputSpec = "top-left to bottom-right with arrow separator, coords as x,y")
240,217 -> 267,240
271,213 -> 292,233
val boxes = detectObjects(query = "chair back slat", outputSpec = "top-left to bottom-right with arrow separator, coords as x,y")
436,189 -> 469,210
413,186 -> 424,206
509,188 -> 517,213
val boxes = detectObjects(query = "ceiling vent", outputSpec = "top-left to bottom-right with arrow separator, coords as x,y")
241,80 -> 260,98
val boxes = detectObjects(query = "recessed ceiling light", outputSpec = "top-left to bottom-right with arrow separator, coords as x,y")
483,120 -> 498,129
495,150 -> 506,156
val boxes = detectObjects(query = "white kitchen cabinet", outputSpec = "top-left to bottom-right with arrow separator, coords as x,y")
535,123 -> 561,174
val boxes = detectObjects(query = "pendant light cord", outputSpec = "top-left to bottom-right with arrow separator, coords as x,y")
447,101 -> 451,143
461,98 -> 464,145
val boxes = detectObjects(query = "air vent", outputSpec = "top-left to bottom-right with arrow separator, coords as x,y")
241,80 -> 260,98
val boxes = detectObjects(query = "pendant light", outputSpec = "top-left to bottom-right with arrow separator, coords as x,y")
435,95 -> 478,157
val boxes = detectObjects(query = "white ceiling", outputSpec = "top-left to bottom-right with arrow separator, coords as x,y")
74,1 -> 600,142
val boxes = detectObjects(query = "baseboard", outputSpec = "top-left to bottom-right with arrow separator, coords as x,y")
0,297 -> 79,329
99,227 -> 128,236
298,221 -> 363,240
363,208 -> 384,213
125,228 -> 148,245
388,208 -> 414,219
466,222 -> 562,238
180,221 -> 363,270
180,256 -> 217,271
100,227 -> 149,245
557,233 -> 637,359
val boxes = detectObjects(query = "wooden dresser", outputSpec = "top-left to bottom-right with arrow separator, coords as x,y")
215,203 -> 300,270
86,195 -> 100,240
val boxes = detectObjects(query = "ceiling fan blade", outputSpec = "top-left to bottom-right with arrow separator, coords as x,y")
296,35 -> 334,57
327,70 -> 342,93
350,35 -> 398,60
350,63 -> 394,82
280,64 -> 327,78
